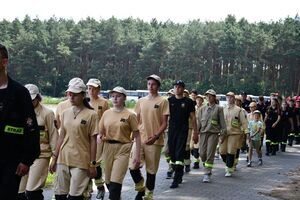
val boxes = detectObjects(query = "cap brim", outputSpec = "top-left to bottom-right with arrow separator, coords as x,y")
87,83 -> 100,88
66,88 -> 83,93
109,90 -> 126,96
30,94 -> 38,100
205,92 -> 216,96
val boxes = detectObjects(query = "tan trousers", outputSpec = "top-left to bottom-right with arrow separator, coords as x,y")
199,133 -> 219,174
18,158 -> 50,192
219,134 -> 243,155
54,164 -> 90,196
102,142 -> 132,184
129,143 -> 162,174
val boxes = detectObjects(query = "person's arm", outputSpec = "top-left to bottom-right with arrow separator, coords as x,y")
145,115 -> 168,145
289,117 -> 294,132
49,126 -> 66,173
190,111 -> 199,144
219,106 -> 227,144
88,134 -> 97,178
272,112 -> 281,128
16,88 -> 40,176
132,130 -> 141,169
46,111 -> 59,156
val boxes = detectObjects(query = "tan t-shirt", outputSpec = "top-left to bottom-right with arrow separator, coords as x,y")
99,108 -> 138,143
35,104 -> 58,158
135,95 -> 169,145
224,105 -> 248,135
58,107 -> 98,169
55,99 -> 72,125
89,97 -> 109,120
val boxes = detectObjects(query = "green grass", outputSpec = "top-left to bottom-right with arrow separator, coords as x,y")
42,96 -> 64,105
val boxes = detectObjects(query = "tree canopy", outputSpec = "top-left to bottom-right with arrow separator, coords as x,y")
1,15 -> 299,96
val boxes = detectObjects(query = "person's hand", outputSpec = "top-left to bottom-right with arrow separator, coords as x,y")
49,158 -> 57,174
132,155 -> 141,169
15,163 -> 29,176
272,123 -> 277,128
219,135 -> 226,144
97,134 -> 102,144
145,135 -> 158,145
193,131 -> 199,144
88,167 -> 97,178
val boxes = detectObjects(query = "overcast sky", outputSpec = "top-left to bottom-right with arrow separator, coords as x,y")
1,0 -> 299,23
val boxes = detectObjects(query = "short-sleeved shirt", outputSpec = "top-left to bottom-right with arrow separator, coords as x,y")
55,99 -> 72,121
168,96 -> 195,131
58,107 -> 98,169
35,104 -> 58,158
99,108 -> 138,144
89,97 -> 109,120
135,95 -> 169,145
248,120 -> 263,141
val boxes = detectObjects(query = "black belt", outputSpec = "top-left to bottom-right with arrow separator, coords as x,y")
107,140 -> 121,144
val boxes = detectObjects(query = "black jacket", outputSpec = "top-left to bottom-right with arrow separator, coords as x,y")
0,76 -> 40,166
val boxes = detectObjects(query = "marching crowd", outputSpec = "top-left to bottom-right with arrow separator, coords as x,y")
0,43 -> 299,200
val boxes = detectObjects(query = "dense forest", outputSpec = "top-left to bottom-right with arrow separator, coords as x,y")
0,15 -> 299,97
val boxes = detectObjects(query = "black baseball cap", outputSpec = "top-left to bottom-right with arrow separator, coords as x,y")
173,80 -> 185,88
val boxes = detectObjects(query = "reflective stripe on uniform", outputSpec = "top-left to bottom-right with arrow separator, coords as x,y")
175,161 -> 184,166
204,162 -> 213,169
265,140 -> 271,143
4,125 -> 24,135
288,133 -> 295,136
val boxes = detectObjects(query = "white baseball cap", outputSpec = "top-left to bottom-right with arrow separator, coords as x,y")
109,86 -> 127,96
66,78 -> 86,93
86,78 -> 101,88
25,84 -> 40,100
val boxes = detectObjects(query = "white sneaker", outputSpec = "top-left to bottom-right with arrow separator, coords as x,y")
225,172 -> 232,177
202,174 -> 211,183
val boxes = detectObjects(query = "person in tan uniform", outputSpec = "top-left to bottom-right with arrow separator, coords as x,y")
49,78 -> 98,200
99,86 -> 141,200
190,95 -> 204,169
129,74 -> 169,200
84,78 -> 109,200
55,78 -> 76,129
17,84 -> 58,200
219,92 -> 248,177
197,89 -> 227,183
234,95 -> 248,170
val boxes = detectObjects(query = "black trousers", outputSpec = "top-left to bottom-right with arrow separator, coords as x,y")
168,126 -> 188,164
0,160 -> 22,199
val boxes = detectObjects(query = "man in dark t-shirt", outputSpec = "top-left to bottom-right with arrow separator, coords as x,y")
168,80 -> 198,189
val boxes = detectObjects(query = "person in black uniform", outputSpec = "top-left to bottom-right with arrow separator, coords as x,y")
264,98 -> 281,156
0,44 -> 40,199
287,99 -> 298,145
280,101 -> 293,152
257,96 -> 267,119
167,80 -> 198,189
241,92 -> 251,113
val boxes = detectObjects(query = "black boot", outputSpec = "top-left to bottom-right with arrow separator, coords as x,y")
26,190 -> 44,200
280,143 -> 286,152
16,192 -> 27,200
108,182 -> 122,200
55,195 -> 68,200
271,145 -> 276,155
288,134 -> 294,146
96,186 -> 105,200
220,154 -> 227,163
193,162 -> 200,169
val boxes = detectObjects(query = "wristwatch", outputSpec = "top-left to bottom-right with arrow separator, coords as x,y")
90,160 -> 97,167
